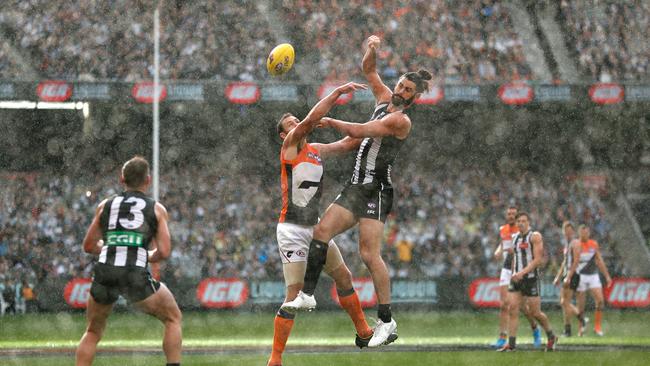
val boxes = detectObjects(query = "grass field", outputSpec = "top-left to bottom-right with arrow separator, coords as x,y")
1,310 -> 649,365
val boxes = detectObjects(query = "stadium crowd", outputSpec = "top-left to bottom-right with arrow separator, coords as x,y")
0,165 -> 625,312
559,0 -> 650,82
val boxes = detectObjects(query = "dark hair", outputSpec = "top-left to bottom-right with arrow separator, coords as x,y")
562,221 -> 575,230
403,69 -> 433,93
515,212 -> 529,220
276,113 -> 293,135
122,156 -> 149,188
507,205 -> 518,211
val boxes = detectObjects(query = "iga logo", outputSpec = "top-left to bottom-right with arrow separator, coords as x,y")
330,278 -> 376,308
225,82 -> 260,104
196,278 -> 249,308
605,278 -> 650,308
63,278 -> 92,309
36,80 -> 73,102
468,278 -> 501,308
498,83 -> 533,105
132,82 -> 167,103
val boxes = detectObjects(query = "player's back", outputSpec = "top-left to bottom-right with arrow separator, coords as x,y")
98,190 -> 158,268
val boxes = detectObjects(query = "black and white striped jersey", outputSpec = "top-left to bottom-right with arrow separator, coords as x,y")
349,102 -> 404,188
97,191 -> 158,268
512,231 -> 538,279
562,237 -> 575,277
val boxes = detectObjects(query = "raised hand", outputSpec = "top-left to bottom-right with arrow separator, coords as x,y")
336,82 -> 368,94
366,35 -> 381,51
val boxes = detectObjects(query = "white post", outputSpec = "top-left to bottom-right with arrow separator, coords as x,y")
153,5 -> 160,201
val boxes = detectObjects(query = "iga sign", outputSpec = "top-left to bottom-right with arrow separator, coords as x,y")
36,80 -> 73,102
196,278 -> 249,308
64,278 -> 92,309
468,278 -> 500,308
605,278 -> 650,308
132,82 -> 167,103
318,83 -> 353,105
225,82 -> 260,104
415,86 -> 444,105
589,83 -> 623,104
330,278 -> 376,308
498,83 -> 533,105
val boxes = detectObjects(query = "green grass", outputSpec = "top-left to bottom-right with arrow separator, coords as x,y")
1,310 -> 649,365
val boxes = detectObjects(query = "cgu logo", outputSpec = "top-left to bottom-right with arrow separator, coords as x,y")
196,278 -> 249,308
225,82 -> 260,104
330,278 -> 376,308
318,83 -> 353,105
498,83 -> 533,105
132,82 -> 167,103
36,81 -> 72,102
589,83 -> 623,105
468,278 -> 501,308
605,278 -> 650,308
63,278 -> 92,309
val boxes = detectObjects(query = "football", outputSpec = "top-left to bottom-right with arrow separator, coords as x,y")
267,43 -> 295,76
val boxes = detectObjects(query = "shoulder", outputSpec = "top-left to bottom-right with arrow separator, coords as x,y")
531,231 -> 543,241
154,202 -> 169,218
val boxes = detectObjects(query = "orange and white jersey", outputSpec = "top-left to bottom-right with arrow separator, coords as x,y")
577,239 -> 599,275
279,143 -> 323,226
499,224 -> 519,252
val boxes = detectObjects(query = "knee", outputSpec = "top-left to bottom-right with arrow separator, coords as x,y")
165,306 -> 182,325
313,225 -> 331,242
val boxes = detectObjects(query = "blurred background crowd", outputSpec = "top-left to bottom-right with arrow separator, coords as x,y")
0,0 -> 647,82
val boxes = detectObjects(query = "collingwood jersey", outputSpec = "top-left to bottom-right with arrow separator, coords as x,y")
98,191 -> 158,268
562,238 -> 575,276
279,143 -> 323,226
512,231 -> 538,279
350,103 -> 404,187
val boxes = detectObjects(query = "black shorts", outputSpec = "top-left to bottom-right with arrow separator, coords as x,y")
334,183 -> 393,222
564,273 -> 580,291
508,276 -> 540,297
90,263 -> 160,305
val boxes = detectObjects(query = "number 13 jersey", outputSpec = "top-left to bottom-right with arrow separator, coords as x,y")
279,143 -> 323,226
98,191 -> 158,268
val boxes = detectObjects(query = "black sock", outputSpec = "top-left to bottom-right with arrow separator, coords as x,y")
546,330 -> 555,339
302,239 -> 328,295
166,363 -> 180,366
378,303 -> 392,323
277,308 -> 296,320
565,324 -> 571,334
508,336 -> 516,349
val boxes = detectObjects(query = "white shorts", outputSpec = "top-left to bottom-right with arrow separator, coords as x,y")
499,268 -> 512,286
276,222 -> 344,285
577,273 -> 602,292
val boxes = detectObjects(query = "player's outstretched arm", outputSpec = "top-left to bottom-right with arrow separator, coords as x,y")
283,82 -> 367,148
82,200 -> 107,255
362,35 -> 392,104
321,112 -> 410,139
149,203 -> 171,263
313,137 -> 363,159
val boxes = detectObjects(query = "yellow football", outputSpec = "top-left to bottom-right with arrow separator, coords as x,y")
267,43 -> 295,76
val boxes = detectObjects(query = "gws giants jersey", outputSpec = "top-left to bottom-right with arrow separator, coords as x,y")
279,143 -> 323,226
98,191 -> 158,268
350,103 -> 404,187
512,231 -> 538,280
577,239 -> 599,275
500,223 -> 519,269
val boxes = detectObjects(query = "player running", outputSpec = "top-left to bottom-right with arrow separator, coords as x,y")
76,156 -> 182,366
498,212 -> 557,352
492,206 -> 541,348
281,34 -> 431,347
570,224 -> 612,336
552,221 -> 584,337
268,82 -> 376,366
